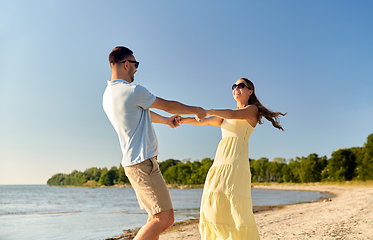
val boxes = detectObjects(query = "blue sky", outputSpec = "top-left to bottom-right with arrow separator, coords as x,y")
1,1 -> 372,184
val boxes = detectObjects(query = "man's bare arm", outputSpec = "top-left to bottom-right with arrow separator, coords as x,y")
150,97 -> 206,121
150,111 -> 179,128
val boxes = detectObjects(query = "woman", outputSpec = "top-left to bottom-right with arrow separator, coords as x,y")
179,78 -> 286,240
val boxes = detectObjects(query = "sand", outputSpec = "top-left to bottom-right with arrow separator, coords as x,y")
159,183 -> 373,240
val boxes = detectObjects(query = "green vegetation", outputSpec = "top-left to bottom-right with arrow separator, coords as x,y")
162,158 -> 213,185
47,166 -> 130,187
47,158 -> 213,187
250,133 -> 373,183
47,133 -> 373,187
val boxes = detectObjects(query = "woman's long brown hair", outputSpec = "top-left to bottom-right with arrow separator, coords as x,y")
241,78 -> 287,131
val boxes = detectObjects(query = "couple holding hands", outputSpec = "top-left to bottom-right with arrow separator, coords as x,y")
103,46 -> 286,240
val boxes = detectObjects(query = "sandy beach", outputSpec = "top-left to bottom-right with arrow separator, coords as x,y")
158,183 -> 373,240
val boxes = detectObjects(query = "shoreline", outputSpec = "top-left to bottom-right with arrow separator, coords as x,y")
105,205 -> 288,240
107,182 -> 373,240
47,183 -> 204,189
157,182 -> 373,239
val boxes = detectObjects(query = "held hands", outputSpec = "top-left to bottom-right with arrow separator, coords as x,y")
166,108 -> 209,128
166,115 -> 198,127
166,115 -> 180,128
169,115 -> 186,128
173,113 -> 206,125
195,107 -> 207,122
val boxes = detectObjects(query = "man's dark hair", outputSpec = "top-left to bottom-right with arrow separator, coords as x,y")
109,46 -> 133,64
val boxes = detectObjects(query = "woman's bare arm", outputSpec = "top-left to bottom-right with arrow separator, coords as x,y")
179,116 -> 223,127
207,105 -> 258,120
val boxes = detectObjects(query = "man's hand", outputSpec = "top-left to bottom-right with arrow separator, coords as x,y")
167,115 -> 180,128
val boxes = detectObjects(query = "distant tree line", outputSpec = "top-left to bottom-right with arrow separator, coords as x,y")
47,158 -> 213,187
250,133 -> 373,182
161,158 -> 213,185
47,165 -> 129,187
47,133 -> 373,187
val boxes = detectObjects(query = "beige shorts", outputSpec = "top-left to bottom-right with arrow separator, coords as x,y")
124,156 -> 173,216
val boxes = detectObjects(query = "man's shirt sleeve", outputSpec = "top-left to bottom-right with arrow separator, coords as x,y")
133,85 -> 156,109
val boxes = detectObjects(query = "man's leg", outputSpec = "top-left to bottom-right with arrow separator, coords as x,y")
134,208 -> 174,240
124,158 -> 174,240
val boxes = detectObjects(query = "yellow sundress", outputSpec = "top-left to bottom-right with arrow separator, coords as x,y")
199,119 -> 260,240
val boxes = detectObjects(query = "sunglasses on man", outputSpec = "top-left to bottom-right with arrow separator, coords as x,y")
122,60 -> 139,69
232,83 -> 250,90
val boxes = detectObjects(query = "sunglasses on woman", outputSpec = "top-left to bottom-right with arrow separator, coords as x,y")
122,60 -> 140,69
232,83 -> 250,90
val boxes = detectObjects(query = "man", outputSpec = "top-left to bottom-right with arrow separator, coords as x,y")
103,46 -> 206,240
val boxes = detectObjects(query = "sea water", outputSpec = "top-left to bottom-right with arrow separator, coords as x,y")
0,185 -> 332,240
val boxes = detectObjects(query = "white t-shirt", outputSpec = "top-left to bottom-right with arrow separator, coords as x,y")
103,79 -> 158,167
